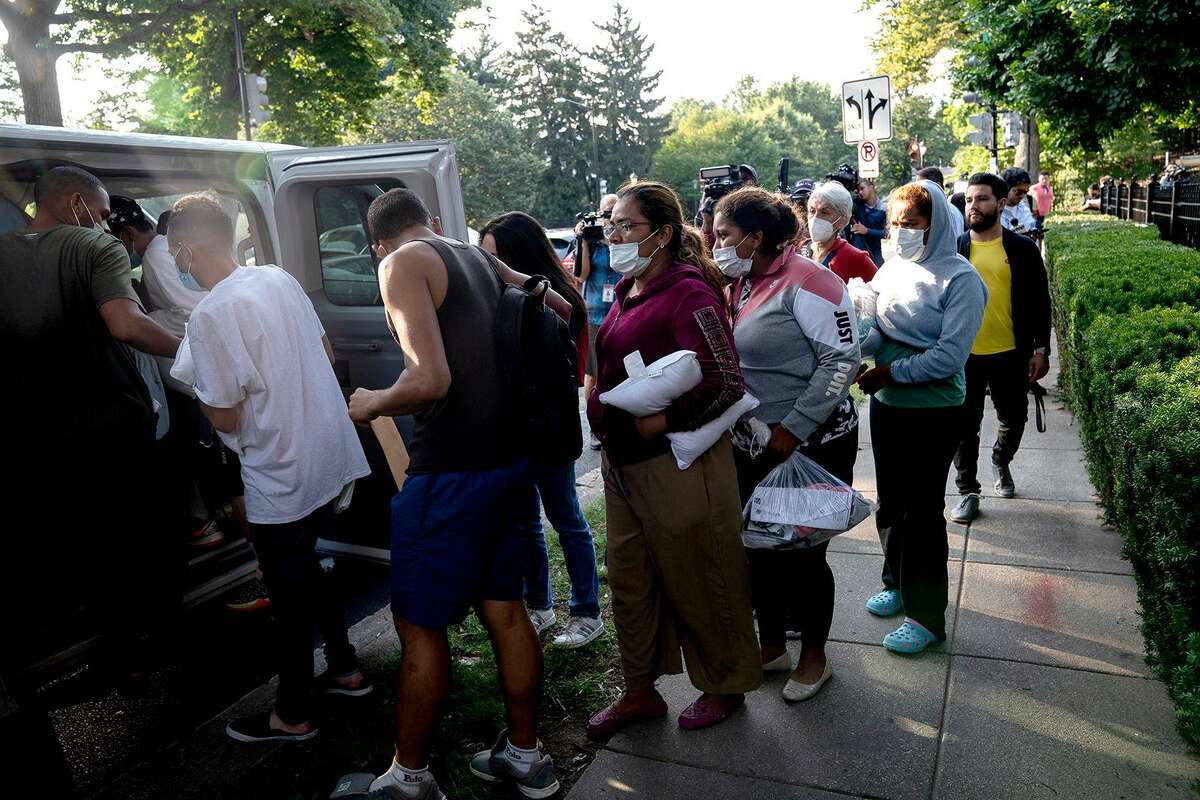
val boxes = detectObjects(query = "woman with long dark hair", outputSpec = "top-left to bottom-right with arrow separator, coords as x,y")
480,212 -> 603,649
585,181 -> 760,736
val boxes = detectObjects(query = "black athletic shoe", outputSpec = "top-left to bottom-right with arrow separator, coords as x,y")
225,711 -> 317,743
992,461 -> 1016,498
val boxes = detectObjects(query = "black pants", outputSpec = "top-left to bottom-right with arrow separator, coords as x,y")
735,428 -> 859,651
871,399 -> 959,640
953,350 -> 1030,495
250,504 -> 358,725
5,425 -> 177,678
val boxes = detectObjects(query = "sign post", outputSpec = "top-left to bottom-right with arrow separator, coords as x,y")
842,75 -> 893,145
858,140 -> 879,179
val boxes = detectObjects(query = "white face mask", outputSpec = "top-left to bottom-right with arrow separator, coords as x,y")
808,216 -> 838,243
609,228 -> 663,277
714,234 -> 753,278
171,242 -> 206,292
895,226 -> 928,261
72,199 -> 104,232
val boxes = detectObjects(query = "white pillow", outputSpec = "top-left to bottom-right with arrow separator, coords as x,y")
667,393 -> 759,470
599,350 -> 702,416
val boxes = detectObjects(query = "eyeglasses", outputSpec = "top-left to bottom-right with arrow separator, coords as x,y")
603,220 -> 650,238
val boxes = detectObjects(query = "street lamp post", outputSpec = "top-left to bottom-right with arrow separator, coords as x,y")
555,96 -> 600,206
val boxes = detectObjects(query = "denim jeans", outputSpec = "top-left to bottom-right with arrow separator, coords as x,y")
522,459 -> 601,619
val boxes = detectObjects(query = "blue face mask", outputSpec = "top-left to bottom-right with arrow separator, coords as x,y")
171,242 -> 205,292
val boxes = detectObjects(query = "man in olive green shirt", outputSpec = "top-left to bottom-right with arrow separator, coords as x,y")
0,166 -> 180,681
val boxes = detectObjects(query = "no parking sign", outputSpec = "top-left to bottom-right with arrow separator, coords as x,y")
858,140 -> 879,179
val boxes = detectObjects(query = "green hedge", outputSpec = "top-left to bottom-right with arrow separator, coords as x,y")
1045,216 -> 1200,749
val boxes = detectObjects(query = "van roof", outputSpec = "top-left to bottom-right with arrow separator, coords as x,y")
0,123 -> 300,157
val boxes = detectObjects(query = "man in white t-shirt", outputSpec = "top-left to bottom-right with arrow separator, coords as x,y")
167,194 -> 372,744
1001,167 -> 1039,237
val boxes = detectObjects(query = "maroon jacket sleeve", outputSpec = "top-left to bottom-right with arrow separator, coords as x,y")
663,286 -> 745,432
831,243 -> 877,284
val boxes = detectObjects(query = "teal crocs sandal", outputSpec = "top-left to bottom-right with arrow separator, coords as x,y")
883,620 -> 939,654
865,589 -> 904,617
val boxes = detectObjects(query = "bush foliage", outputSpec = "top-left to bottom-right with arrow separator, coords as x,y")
1045,216 -> 1200,748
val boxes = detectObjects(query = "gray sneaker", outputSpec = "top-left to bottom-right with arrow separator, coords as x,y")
551,616 -> 603,649
527,607 -> 556,636
469,729 -> 560,799
950,493 -> 980,524
992,461 -> 1016,498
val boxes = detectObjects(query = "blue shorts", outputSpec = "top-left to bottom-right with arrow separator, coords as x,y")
390,459 -> 533,628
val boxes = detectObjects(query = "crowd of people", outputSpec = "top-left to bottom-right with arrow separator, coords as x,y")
0,154 -> 1052,798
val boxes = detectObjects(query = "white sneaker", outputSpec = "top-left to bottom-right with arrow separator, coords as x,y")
551,616 -> 603,649
528,608 -> 557,636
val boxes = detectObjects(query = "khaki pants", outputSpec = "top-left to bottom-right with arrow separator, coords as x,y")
603,436 -> 762,695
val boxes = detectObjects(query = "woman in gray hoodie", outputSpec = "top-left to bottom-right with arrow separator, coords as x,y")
856,180 -> 987,654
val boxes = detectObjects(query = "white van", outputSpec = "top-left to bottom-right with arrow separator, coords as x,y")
0,124 -> 465,676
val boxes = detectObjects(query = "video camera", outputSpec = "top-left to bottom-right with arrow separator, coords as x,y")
824,163 -> 859,194
698,165 -> 744,204
575,209 -> 609,242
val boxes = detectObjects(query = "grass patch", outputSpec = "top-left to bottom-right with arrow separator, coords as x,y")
430,497 -> 620,798
235,498 -> 618,799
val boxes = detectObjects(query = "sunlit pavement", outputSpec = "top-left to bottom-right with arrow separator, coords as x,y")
567,351 -> 1200,799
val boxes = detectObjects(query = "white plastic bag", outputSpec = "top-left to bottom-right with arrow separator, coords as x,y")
599,350 -> 702,416
742,448 -> 874,549
667,393 -> 758,470
847,277 -> 878,342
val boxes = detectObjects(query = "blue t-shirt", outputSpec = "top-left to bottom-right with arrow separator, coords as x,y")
583,241 -> 620,326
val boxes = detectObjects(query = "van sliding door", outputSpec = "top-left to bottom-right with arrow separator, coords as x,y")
268,141 -> 467,562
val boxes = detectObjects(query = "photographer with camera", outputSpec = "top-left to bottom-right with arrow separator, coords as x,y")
575,193 -> 619,448
696,164 -> 758,251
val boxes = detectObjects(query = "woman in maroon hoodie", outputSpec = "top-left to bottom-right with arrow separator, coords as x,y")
585,181 -> 761,737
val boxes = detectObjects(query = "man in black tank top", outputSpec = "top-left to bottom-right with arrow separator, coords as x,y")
348,190 -> 569,799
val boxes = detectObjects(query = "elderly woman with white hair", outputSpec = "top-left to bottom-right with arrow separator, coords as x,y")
805,181 -> 878,285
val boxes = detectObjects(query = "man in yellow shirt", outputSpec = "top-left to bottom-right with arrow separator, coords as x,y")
950,173 -> 1052,524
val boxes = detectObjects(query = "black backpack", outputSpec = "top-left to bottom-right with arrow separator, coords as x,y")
479,250 -> 583,466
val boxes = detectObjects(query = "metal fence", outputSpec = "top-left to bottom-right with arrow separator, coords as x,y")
1099,179 -> 1200,249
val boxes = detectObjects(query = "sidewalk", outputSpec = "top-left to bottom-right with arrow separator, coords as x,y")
568,357 -> 1200,799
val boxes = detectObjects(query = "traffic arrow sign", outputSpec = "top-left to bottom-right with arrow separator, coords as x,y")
843,75 -> 892,144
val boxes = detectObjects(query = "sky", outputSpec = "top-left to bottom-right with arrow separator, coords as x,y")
3,0 -> 897,128
453,0 -> 885,106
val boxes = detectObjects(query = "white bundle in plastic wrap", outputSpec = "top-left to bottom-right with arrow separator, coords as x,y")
742,448 -> 875,549
667,392 -> 758,470
599,350 -> 702,416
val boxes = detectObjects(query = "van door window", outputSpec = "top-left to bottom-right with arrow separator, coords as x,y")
314,181 -> 403,306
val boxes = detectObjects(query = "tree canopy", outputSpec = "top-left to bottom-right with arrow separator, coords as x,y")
352,69 -> 541,228
0,0 -> 471,141
957,0 -> 1200,152
652,78 -> 860,211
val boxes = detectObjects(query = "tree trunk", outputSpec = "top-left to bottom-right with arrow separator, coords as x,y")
1015,115 -> 1041,177
1,3 -> 63,126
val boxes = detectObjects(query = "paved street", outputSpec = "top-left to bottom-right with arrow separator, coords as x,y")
567,355 -> 1200,799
